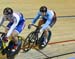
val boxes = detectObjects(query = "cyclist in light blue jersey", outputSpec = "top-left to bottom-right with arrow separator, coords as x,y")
28,6 -> 57,46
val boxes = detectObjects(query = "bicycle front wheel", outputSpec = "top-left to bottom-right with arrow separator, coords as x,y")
23,32 -> 35,52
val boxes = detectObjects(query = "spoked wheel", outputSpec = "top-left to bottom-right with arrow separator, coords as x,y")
38,30 -> 52,49
6,36 -> 22,59
23,32 -> 35,52
0,32 -> 6,50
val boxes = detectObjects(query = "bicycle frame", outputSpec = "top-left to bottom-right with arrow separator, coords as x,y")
31,24 -> 40,42
23,24 -> 51,52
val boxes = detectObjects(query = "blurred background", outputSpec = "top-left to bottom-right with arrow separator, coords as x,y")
0,0 -> 75,59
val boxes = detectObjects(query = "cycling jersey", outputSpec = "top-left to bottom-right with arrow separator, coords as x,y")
32,10 -> 54,30
0,12 -> 25,37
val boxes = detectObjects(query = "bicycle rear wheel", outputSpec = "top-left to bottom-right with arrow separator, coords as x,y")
38,30 -> 52,49
23,32 -> 35,52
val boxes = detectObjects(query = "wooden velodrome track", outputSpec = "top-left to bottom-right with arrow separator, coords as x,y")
0,0 -> 75,59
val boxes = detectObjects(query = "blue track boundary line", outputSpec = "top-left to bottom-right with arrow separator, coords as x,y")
35,48 -> 75,59
34,40 -> 75,59
25,15 -> 75,20
44,52 -> 75,59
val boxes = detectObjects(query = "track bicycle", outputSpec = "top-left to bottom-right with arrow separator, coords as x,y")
23,24 -> 51,52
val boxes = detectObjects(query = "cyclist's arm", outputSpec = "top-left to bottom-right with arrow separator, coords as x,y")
0,16 -> 5,26
6,15 -> 20,37
32,12 -> 40,24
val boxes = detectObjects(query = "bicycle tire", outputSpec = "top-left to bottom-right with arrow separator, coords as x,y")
6,36 -> 22,59
23,31 -> 35,52
0,32 -> 6,50
38,30 -> 52,49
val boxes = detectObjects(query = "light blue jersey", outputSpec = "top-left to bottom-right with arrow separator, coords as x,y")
32,10 -> 54,30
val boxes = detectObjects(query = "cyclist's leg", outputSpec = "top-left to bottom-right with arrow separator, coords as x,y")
11,21 -> 25,49
38,19 -> 47,44
38,19 -> 45,26
38,18 -> 50,46
43,29 -> 48,38
38,18 -> 48,36
41,28 -> 49,46
38,19 -> 45,38
11,30 -> 18,45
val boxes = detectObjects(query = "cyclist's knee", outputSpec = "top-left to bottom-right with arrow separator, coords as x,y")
11,30 -> 18,38
38,20 -> 44,26
11,32 -> 18,43
44,29 -> 48,34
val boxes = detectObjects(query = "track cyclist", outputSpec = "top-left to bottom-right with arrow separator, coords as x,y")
0,7 -> 25,51
28,6 -> 57,46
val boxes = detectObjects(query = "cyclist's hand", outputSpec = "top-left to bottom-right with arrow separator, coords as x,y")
28,24 -> 32,29
3,37 -> 8,42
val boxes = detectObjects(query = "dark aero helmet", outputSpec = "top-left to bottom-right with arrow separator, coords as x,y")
3,7 -> 13,15
40,6 -> 47,12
